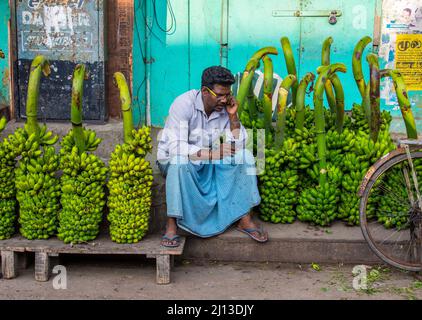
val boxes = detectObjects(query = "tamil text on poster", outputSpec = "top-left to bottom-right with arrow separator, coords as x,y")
395,34 -> 422,91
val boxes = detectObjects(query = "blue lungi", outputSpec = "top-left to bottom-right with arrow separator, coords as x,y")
157,150 -> 261,237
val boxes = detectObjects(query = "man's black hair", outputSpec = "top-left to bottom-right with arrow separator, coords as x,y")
201,66 -> 235,89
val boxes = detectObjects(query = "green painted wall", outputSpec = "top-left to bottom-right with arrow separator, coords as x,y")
0,1 -> 9,108
133,0 -> 421,134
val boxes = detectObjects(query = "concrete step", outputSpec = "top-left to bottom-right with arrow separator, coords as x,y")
2,120 -> 384,265
181,220 -> 383,264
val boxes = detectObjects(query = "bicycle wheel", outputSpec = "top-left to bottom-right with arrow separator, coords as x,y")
360,151 -> 422,271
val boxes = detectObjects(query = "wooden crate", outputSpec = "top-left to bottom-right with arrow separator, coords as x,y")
0,233 -> 185,285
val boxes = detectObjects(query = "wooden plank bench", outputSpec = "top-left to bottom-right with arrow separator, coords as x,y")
0,233 -> 185,284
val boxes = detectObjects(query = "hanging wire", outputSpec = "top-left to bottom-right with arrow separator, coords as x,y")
134,0 -> 147,127
133,0 -> 178,127
152,0 -> 177,35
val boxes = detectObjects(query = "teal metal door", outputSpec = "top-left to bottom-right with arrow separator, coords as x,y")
228,0 -> 377,109
298,0 -> 376,107
228,0 -> 301,84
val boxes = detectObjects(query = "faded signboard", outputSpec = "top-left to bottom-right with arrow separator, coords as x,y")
395,34 -> 422,90
14,0 -> 106,122
17,0 -> 99,63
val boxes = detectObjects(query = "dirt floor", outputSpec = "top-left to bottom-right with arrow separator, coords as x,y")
1,255 -> 422,300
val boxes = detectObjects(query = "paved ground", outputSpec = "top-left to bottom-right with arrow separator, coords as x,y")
1,256 -> 422,300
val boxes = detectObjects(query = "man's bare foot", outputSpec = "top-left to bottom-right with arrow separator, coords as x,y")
237,214 -> 268,242
161,218 -> 180,247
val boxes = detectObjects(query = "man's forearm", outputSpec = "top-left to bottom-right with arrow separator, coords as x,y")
229,113 -> 241,140
190,148 -> 212,161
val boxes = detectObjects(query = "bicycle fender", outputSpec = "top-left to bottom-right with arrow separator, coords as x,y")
357,147 -> 405,197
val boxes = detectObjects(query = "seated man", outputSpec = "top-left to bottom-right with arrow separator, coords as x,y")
156,66 -> 268,247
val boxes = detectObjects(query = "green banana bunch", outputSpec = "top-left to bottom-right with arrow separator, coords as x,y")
298,143 -> 317,170
306,163 -> 343,186
354,128 -> 395,164
0,117 -> 18,239
15,143 -> 60,240
376,160 -> 422,229
58,140 -> 108,244
338,160 -> 371,225
61,128 -> 102,152
0,117 -> 6,133
347,104 -> 392,135
285,105 -> 314,136
324,109 -> 337,131
259,138 -> 301,224
297,182 -> 339,226
107,126 -> 153,243
38,124 -> 60,146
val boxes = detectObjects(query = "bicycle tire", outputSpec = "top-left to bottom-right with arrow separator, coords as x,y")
360,151 -> 422,272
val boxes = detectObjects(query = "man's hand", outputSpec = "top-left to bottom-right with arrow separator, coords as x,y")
211,143 -> 236,159
226,96 -> 238,116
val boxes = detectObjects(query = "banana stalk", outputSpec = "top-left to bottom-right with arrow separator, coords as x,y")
362,77 -> 371,124
314,63 -> 347,185
366,53 -> 381,142
237,47 -> 278,116
380,69 -> 418,139
352,36 -> 372,99
246,85 -> 257,119
262,55 -> 273,132
25,55 -> 50,137
237,58 -> 259,116
114,72 -> 134,144
250,46 -> 278,62
280,37 -> 298,106
322,37 -> 337,113
274,75 -> 297,150
295,72 -> 315,130
330,75 -> 345,133
71,64 -> 87,153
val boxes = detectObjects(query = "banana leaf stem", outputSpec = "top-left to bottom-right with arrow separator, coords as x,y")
381,69 -> 418,139
280,37 -> 298,106
366,53 -> 381,142
25,55 -> 50,137
313,63 -> 347,185
352,36 -> 372,99
330,74 -> 345,133
262,55 -> 274,132
321,37 -> 337,113
274,75 -> 296,150
71,64 -> 87,153
295,72 -> 315,130
114,72 -> 134,143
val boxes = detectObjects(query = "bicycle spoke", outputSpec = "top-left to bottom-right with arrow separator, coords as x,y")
360,151 -> 422,271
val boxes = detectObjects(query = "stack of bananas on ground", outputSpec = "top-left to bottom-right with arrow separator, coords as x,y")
58,129 -> 108,244
259,138 -> 300,223
13,125 -> 60,239
107,127 -> 153,243
0,117 -> 18,239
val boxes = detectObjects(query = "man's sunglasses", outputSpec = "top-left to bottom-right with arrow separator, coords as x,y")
204,86 -> 233,101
